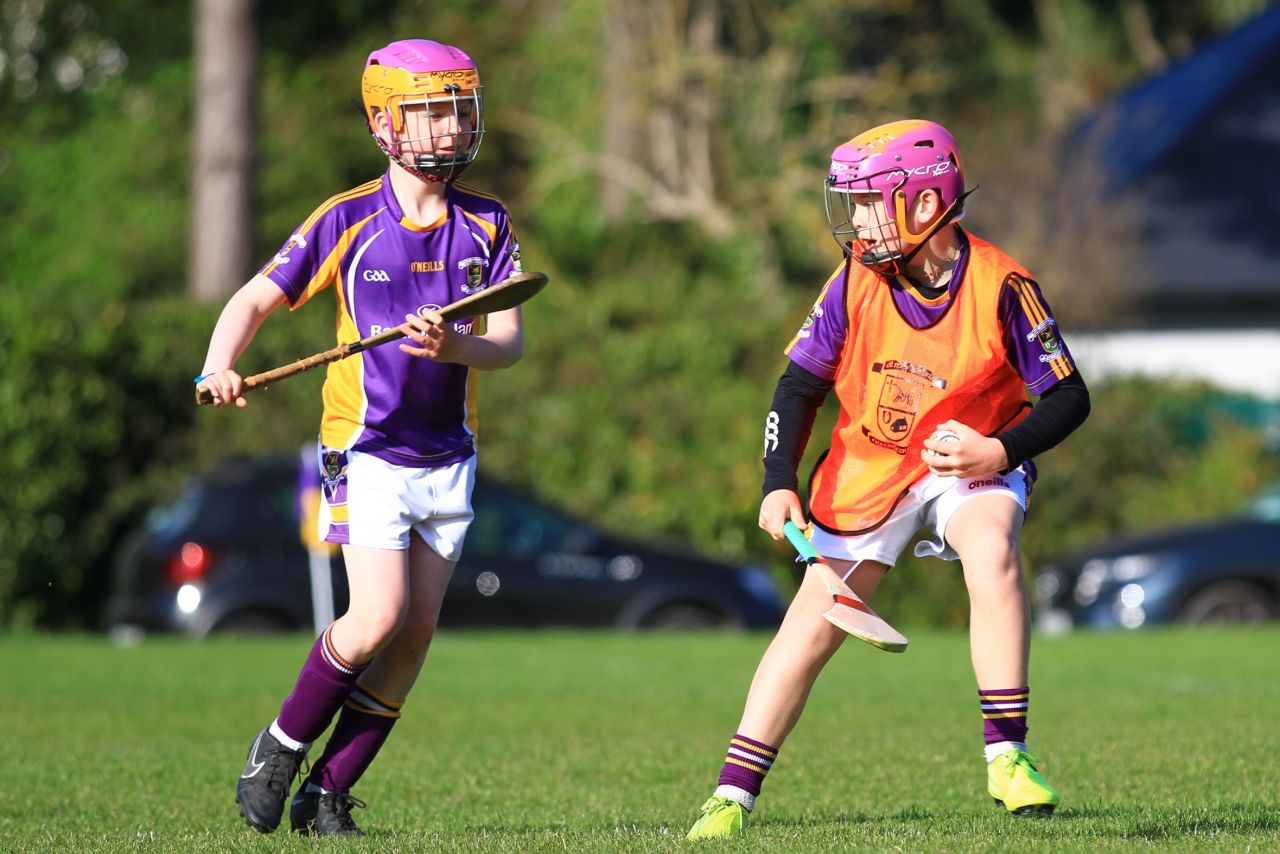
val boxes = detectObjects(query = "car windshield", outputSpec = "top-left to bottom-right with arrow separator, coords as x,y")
147,465 -> 297,542
466,486 -> 592,558
1244,482 -> 1280,522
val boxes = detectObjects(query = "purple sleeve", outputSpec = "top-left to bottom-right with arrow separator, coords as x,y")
258,211 -> 337,308
999,274 -> 1078,396
783,263 -> 849,381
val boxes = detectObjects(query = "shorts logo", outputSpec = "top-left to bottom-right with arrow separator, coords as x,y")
458,256 -> 488,294
321,450 -> 345,483
362,269 -> 391,282
968,477 -> 1010,491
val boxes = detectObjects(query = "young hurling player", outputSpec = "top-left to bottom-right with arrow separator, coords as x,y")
686,120 -> 1090,840
195,39 -> 525,837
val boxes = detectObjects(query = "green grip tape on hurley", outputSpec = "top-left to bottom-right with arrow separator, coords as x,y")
782,521 -> 819,564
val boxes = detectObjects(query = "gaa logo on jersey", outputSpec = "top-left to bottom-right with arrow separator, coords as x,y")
458,256 -> 489,294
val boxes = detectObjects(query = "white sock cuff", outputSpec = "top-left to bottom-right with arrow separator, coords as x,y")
268,719 -> 311,753
713,784 -> 756,812
984,741 -> 1027,763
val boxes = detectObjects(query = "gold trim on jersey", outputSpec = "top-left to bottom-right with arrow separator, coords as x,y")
452,181 -> 507,205
262,179 -> 383,278
1009,275 -> 1073,381
290,209 -> 385,311
461,208 -> 498,244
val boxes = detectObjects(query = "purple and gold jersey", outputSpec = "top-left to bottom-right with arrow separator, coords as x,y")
261,172 -> 520,467
785,228 -> 1075,397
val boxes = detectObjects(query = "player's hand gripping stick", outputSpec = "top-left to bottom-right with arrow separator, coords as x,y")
196,271 -> 549,406
782,520 -> 909,653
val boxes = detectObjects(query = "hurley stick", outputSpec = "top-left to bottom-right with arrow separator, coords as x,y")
196,271 -> 548,406
782,520 -> 909,653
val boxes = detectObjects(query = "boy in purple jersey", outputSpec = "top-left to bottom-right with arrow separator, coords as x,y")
687,120 -> 1091,840
196,39 -> 524,837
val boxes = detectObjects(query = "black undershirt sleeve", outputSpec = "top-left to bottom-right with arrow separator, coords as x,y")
762,361 -> 834,496
996,371 -> 1091,469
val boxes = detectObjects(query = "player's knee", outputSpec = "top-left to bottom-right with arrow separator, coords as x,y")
959,533 -> 1022,581
394,613 -> 440,653
341,604 -> 409,656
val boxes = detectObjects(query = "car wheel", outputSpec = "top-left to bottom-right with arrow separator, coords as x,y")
1177,581 -> 1276,624
643,603 -> 728,630
214,610 -> 294,634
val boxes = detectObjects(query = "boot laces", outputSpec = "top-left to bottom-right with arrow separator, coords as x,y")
322,793 -> 366,832
264,746 -> 308,796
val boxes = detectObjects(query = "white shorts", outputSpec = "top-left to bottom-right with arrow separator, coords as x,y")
807,466 -> 1031,569
316,447 -> 476,560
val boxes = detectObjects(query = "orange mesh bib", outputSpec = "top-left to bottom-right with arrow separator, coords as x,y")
808,235 -> 1031,535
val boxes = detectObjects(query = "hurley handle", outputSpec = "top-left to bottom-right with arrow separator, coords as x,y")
782,521 -> 820,564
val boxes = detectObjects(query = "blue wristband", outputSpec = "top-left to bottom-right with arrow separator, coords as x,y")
193,374 -> 211,384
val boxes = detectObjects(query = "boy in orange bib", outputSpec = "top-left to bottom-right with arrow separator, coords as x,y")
687,120 -> 1090,840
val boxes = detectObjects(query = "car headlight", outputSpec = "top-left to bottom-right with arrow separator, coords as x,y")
1074,554 -> 1164,606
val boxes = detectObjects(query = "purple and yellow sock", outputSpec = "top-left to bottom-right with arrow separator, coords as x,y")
274,625 -> 368,747
306,684 -> 403,794
713,733 -> 778,811
979,686 -> 1030,759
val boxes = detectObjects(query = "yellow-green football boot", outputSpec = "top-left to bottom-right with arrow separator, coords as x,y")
987,748 -> 1059,816
686,795 -> 748,840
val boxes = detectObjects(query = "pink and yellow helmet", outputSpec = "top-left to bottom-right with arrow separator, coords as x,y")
824,119 -> 970,276
361,39 -> 484,183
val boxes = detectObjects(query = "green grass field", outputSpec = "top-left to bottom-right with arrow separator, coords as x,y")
2,627 -> 1278,852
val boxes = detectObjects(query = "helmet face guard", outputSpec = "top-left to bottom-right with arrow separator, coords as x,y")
824,120 -> 969,277
362,40 -> 485,183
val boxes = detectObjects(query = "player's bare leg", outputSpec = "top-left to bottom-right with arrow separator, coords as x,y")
946,494 -> 1028,687
947,494 -> 1058,815
355,532 -> 454,700
327,544 -> 414,664
688,557 -> 888,839
737,557 -> 888,744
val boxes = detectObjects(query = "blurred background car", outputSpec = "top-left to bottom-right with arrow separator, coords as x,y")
104,455 -> 784,636
1034,481 -> 1280,631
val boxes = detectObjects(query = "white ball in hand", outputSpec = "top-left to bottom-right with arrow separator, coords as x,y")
926,429 -> 959,457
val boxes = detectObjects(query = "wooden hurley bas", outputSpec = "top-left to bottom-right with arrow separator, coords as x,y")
195,271 -> 549,406
782,520 -> 909,653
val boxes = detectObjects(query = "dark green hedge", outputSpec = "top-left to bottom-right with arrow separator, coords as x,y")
0,291 -> 331,628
